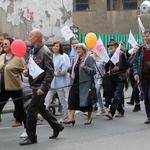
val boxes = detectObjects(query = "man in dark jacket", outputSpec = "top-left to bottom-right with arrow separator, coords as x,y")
20,29 -> 64,146
133,29 -> 150,124
105,39 -> 128,119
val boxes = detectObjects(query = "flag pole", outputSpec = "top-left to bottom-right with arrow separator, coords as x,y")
138,17 -> 143,44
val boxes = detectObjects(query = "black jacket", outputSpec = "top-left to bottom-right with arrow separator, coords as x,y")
105,52 -> 128,82
28,43 -> 54,92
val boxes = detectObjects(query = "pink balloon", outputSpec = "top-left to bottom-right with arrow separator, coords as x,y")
11,40 -> 26,58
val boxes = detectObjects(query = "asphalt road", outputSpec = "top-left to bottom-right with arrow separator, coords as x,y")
0,100 -> 150,150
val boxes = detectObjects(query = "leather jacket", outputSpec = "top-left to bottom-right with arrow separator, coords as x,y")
28,43 -> 54,92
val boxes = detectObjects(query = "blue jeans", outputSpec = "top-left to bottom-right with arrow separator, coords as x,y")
109,81 -> 125,116
58,101 -> 63,113
95,83 -> 104,109
141,78 -> 150,118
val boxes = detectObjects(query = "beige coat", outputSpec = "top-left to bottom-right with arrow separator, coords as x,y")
0,54 -> 25,91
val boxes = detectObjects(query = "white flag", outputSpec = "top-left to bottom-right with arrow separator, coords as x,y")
91,38 -> 109,63
110,43 -> 121,65
60,25 -> 74,41
138,17 -> 145,33
28,57 -> 44,79
128,31 -> 138,48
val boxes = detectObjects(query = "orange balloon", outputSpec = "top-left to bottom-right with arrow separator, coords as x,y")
85,32 -> 97,49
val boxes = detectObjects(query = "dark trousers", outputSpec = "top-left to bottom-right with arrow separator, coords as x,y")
0,90 -> 26,127
141,78 -> 150,118
130,75 -> 140,104
26,89 -> 61,140
109,81 -> 125,116
103,76 -> 112,106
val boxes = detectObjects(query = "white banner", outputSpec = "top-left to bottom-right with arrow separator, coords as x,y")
60,24 -> 74,41
110,43 -> 121,65
91,38 -> 109,63
28,57 -> 44,79
128,31 -> 138,48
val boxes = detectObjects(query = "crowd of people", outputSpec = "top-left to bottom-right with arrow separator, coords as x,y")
0,29 -> 150,146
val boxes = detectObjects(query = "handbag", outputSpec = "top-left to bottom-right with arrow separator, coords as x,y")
87,77 -> 97,105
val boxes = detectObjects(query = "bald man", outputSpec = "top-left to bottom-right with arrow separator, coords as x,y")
20,29 -> 64,146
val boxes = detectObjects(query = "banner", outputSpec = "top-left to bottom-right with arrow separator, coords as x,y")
91,38 -> 109,63
138,17 -> 145,33
128,31 -> 138,48
28,57 -> 44,79
60,24 -> 74,41
110,43 -> 121,65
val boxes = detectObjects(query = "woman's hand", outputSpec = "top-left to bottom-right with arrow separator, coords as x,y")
57,68 -> 62,74
81,62 -> 86,70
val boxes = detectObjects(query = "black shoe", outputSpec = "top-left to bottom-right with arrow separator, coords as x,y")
104,104 -> 109,108
133,104 -> 141,112
49,125 -> 64,139
84,119 -> 92,125
19,137 -> 37,146
127,102 -> 134,105
64,120 -> 75,126
93,107 -> 98,111
105,112 -> 113,119
144,118 -> 150,124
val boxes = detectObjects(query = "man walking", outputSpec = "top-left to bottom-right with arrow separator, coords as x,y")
20,29 -> 64,146
133,29 -> 150,124
105,39 -> 128,119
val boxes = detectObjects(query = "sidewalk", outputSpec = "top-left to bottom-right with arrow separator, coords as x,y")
2,86 -> 132,114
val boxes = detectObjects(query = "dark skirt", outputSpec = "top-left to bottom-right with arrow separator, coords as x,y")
68,83 -> 93,112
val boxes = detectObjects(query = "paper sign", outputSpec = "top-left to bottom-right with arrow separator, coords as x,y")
60,25 -> 74,41
28,57 -> 44,79
128,31 -> 138,48
91,38 -> 109,63
110,43 -> 121,65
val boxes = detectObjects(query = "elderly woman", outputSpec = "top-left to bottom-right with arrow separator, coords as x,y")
0,36 -> 27,137
65,43 -> 96,125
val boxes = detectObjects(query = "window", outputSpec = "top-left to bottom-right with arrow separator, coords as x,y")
73,0 -> 96,11
107,0 -> 137,11
123,0 -> 137,10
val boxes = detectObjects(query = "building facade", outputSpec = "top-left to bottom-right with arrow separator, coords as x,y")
73,0 -> 149,34
0,0 -> 73,43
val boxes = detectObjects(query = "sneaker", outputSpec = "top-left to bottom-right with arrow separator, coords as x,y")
115,113 -> 124,117
96,112 -> 101,116
55,112 -> 63,116
20,130 -> 28,138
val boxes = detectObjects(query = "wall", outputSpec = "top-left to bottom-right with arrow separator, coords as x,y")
0,0 -> 73,44
73,0 -> 149,34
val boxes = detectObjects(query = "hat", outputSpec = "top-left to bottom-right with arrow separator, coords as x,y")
107,39 -> 119,48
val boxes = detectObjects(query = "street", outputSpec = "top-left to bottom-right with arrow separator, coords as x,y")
0,99 -> 150,150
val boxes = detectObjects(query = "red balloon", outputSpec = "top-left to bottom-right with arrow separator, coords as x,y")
11,40 -> 26,58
